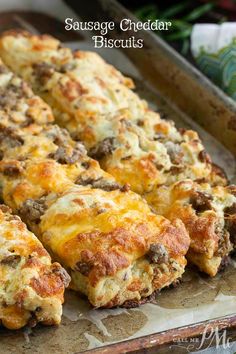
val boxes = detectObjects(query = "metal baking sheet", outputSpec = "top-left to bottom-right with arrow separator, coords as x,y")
1,0 -> 236,353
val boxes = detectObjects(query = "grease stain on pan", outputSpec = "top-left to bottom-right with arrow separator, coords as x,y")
1,265 -> 236,353
63,291 -> 130,337
156,263 -> 236,310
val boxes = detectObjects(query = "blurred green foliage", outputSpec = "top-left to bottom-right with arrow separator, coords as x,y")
135,1 -> 217,55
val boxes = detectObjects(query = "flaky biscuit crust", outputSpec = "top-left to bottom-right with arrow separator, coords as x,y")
0,31 -> 226,194
0,59 -> 190,307
0,205 -> 70,329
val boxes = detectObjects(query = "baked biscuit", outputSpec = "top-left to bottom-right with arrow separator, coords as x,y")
145,180 -> 236,276
27,186 -> 190,308
0,31 -> 225,192
0,61 -> 190,307
0,156 -> 190,308
0,205 -> 69,329
0,31 -> 231,277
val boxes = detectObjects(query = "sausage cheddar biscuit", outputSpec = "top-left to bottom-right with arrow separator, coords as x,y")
0,205 -> 70,329
0,60 -> 190,307
145,180 -> 236,276
0,31 -> 226,194
0,31 -> 232,278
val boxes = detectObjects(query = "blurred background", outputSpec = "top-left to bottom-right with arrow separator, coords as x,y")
0,0 -> 235,98
119,0 -> 236,57
117,0 -> 236,99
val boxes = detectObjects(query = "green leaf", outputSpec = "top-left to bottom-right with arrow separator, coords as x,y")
166,28 -> 192,41
134,4 -> 159,21
160,1 -> 190,19
183,3 -> 215,22
170,20 -> 192,30
181,38 -> 190,55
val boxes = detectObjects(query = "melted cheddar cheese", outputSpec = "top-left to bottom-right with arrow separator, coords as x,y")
0,59 -> 190,307
0,205 -> 70,329
39,186 -> 189,307
0,31 -> 233,278
145,180 -> 236,276
0,31 -> 226,195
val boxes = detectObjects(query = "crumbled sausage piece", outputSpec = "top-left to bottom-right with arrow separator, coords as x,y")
76,176 -> 129,192
59,62 -> 77,73
153,133 -> 166,141
178,128 -> 187,135
137,119 -> 144,127
89,138 -> 114,159
81,161 -> 90,170
198,150 -> 211,164
76,176 -> 95,186
154,162 -> 164,170
165,142 -> 183,164
216,225 -> 231,257
20,116 -> 34,128
226,219 -> 236,246
75,261 -> 93,276
120,183 -> 130,192
195,178 -> 208,184
48,145 -> 82,164
0,91 -> 18,109
225,203 -> 236,215
190,191 -> 213,213
0,81 -> 30,109
146,243 -> 169,264
0,254 -> 21,268
2,161 -> 22,176
20,198 -> 47,224
0,125 -> 24,148
46,126 -> 86,164
33,62 -> 54,85
224,203 -> 236,246
90,178 -> 121,191
121,155 -> 132,161
51,263 -> 71,287
211,163 -> 227,185
169,166 -> 184,175
0,205 -> 11,214
46,126 -> 70,146
77,176 -> 119,191
227,185 -> 236,196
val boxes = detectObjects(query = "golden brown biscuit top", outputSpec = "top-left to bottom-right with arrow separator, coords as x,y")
0,58 -> 53,127
145,180 -> 236,257
0,204 -> 70,329
0,31 -> 223,190
39,186 -> 190,283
